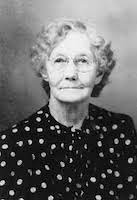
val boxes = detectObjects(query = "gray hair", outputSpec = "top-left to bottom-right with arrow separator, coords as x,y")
30,18 -> 116,97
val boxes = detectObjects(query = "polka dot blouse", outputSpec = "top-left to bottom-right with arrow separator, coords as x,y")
0,103 -> 137,200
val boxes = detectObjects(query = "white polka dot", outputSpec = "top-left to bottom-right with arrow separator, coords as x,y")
125,139 -> 131,145
68,177 -> 72,183
28,139 -> 32,145
1,135 -> 6,140
32,154 -> 35,160
12,124 -> 17,128
109,190 -> 114,195
55,125 -> 60,129
71,127 -> 76,132
61,143 -> 64,148
99,133 -> 104,139
65,187 -> 70,192
50,126 -> 55,130
41,152 -> 46,158
102,126 -> 107,132
10,152 -> 16,157
99,184 -> 104,189
120,133 -> 125,138
129,194 -> 134,199
30,187 -> 36,193
2,144 -> 8,150
114,171 -> 120,177
114,138 -> 119,145
36,117 -> 41,122
45,113 -> 49,118
107,169 -> 112,174
60,161 -> 65,167
0,161 -> 6,167
12,128 -> 18,133
76,183 -> 82,188
17,160 -> 23,166
17,179 -> 23,185
48,195 -> 54,200
41,182 -> 47,188
112,124 -> 118,130
76,150 -> 79,154
69,158 -> 73,163
84,144 -> 88,149
28,169 -> 32,176
110,160 -> 114,164
0,180 -> 6,186
128,176 -> 133,182
117,184 -> 123,189
51,144 -> 56,150
37,110 -> 43,114
95,125 -> 100,130
116,153 -> 121,157
37,128 -> 43,132
86,181 -> 89,187
109,148 -> 114,153
99,152 -> 104,157
39,138 -> 44,144
35,169 -> 41,175
90,177 -> 96,183
9,190 -> 15,196
128,157 -> 134,164
10,171 -> 15,176
57,174 -> 62,180
72,139 -> 75,144
101,173 -> 106,179
69,145 -> 73,151
57,130 -> 61,134
18,198 -> 24,200
97,141 -> 102,147
16,141 -> 23,147
98,116 -> 103,119
24,126 -> 30,131
95,194 -> 102,200
86,129 -> 90,134
45,165 -> 50,170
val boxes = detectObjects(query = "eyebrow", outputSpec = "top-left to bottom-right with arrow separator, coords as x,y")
52,53 -> 93,58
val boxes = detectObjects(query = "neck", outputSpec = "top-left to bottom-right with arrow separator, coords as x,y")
49,97 -> 90,130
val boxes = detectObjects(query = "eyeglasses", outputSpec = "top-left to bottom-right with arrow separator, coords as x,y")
48,54 -> 96,72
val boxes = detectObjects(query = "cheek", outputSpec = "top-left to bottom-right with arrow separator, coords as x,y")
48,71 -> 64,87
79,71 -> 97,86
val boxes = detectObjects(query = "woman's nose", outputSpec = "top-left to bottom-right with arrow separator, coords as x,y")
64,61 -> 78,81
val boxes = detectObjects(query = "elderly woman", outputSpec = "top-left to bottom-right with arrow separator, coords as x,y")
0,19 -> 137,200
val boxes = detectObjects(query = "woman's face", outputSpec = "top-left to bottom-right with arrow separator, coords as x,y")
44,31 -> 98,103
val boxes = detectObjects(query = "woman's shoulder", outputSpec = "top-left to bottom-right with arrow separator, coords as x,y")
0,104 -> 49,142
89,103 -> 136,135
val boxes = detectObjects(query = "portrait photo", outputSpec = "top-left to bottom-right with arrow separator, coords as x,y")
0,0 -> 137,199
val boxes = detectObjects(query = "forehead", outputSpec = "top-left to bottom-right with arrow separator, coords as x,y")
50,31 -> 92,57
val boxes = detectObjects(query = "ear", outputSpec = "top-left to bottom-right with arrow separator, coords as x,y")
94,73 -> 103,85
41,67 -> 49,82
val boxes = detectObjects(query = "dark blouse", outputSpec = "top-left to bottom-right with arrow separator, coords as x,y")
0,103 -> 137,200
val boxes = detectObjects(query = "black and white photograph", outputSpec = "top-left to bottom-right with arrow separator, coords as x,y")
0,0 -> 137,199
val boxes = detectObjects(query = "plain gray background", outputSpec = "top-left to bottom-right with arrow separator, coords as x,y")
0,0 -> 137,131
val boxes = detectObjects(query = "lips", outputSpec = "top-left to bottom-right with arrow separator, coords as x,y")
60,87 -> 83,89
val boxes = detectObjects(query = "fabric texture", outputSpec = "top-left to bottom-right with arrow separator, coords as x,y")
0,103 -> 137,200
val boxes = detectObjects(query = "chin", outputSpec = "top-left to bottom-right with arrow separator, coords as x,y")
54,88 -> 91,103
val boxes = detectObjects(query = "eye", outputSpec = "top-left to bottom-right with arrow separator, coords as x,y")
54,57 -> 66,63
77,57 -> 89,64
